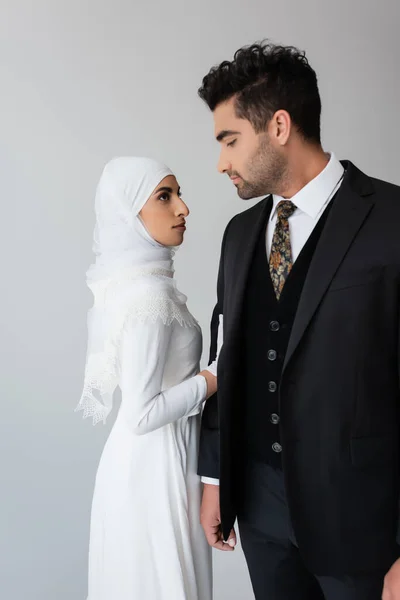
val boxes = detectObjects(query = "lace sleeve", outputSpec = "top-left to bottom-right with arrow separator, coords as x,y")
118,315 -> 207,434
76,283 -> 201,426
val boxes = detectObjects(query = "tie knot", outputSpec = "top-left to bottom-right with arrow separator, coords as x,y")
277,200 -> 296,220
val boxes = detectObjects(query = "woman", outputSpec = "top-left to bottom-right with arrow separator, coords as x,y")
76,157 -> 218,599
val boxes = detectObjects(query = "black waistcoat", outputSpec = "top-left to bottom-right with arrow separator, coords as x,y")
242,199 -> 334,467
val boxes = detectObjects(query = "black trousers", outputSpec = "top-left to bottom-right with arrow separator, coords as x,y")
237,461 -> 387,600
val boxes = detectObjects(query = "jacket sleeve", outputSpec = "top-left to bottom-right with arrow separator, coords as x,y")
397,314 -> 400,543
198,221 -> 231,479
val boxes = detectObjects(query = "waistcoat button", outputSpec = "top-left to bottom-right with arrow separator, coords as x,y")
268,381 -> 278,392
268,350 -> 277,361
270,321 -> 280,332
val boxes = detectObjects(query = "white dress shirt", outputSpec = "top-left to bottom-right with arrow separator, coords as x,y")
202,153 -> 345,486
267,153 -> 344,261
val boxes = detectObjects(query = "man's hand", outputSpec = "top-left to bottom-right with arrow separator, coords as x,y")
200,483 -> 236,551
382,557 -> 400,599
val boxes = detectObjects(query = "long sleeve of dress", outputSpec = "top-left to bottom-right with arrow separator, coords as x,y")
119,317 -> 207,435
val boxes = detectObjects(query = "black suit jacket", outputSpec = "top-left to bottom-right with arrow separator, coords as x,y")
199,161 -> 400,574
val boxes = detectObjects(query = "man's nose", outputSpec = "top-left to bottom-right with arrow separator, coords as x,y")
217,151 -> 231,174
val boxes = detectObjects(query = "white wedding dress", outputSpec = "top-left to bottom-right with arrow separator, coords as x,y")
86,285 -> 212,600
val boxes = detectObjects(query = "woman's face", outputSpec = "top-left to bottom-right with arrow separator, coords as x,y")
139,175 -> 189,246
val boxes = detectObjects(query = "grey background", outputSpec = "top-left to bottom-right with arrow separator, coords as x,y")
1,0 -> 399,598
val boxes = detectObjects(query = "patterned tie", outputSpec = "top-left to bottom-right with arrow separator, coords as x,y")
269,200 -> 297,299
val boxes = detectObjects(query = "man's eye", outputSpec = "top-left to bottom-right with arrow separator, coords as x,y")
227,139 -> 237,147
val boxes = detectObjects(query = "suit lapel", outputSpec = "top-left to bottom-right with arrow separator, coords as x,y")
283,163 -> 375,374
225,196 -> 272,345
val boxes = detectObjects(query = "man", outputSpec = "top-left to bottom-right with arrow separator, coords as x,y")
197,41 -> 400,600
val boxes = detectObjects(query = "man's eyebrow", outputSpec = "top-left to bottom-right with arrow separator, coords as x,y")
216,130 -> 241,142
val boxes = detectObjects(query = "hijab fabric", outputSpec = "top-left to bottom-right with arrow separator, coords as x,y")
76,157 -> 185,424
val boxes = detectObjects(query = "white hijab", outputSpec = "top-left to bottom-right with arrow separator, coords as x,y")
76,157 -> 191,425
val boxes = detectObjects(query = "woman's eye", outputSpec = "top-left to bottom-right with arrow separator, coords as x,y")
159,193 -> 170,202
227,139 -> 237,148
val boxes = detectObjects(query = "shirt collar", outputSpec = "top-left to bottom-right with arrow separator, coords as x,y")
270,153 -> 344,222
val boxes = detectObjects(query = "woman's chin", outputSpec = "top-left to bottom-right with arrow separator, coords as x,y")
171,232 -> 185,246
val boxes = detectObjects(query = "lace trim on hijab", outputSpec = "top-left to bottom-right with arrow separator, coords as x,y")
75,281 -> 199,425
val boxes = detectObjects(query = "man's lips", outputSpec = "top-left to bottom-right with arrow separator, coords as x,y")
173,223 -> 186,230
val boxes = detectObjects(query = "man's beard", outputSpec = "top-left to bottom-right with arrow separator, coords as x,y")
234,135 -> 287,200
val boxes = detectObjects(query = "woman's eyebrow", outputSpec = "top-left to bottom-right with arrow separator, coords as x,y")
155,186 -> 173,194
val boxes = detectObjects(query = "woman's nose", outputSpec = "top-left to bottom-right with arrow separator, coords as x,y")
177,199 -> 189,217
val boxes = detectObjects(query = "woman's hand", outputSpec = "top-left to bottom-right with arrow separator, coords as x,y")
198,314 -> 222,399
199,370 -> 217,399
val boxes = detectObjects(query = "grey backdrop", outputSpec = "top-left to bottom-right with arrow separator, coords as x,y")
2,0 -> 399,598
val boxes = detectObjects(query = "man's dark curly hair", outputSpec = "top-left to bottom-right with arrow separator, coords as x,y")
198,41 -> 321,144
